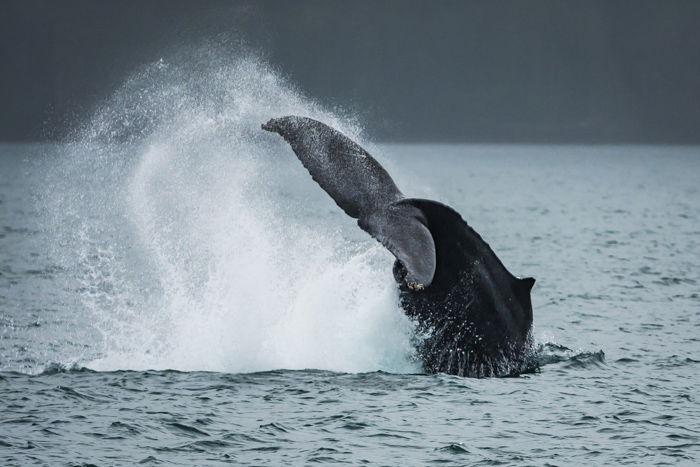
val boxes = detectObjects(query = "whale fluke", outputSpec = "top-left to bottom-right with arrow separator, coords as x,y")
262,116 -> 536,377
262,116 -> 436,286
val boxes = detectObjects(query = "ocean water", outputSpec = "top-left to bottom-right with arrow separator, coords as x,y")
1,54 -> 700,465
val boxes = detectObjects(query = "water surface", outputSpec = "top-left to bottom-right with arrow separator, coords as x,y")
2,142 -> 699,465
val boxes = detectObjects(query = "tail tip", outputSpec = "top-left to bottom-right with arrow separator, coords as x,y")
261,119 -> 275,132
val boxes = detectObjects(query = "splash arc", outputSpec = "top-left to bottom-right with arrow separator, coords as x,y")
262,116 -> 537,377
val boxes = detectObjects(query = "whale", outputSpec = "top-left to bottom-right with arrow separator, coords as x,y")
262,116 -> 536,377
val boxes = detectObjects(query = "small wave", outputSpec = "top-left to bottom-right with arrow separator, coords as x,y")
109,421 -> 142,435
168,422 -> 211,437
180,439 -> 233,451
535,342 -> 606,370
259,422 -> 291,434
56,385 -> 109,402
38,362 -> 95,376
437,443 -> 470,454
653,355 -> 700,369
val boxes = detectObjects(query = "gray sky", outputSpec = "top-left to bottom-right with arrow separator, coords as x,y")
2,0 -> 699,142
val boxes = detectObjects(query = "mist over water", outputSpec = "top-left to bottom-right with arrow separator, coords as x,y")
40,50 -> 417,374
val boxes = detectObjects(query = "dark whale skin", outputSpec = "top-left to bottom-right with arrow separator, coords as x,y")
262,116 -> 536,377
392,199 -> 536,377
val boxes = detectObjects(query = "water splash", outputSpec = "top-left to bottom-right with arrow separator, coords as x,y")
42,48 -> 418,374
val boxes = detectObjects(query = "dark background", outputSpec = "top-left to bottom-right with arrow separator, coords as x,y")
1,0 -> 699,143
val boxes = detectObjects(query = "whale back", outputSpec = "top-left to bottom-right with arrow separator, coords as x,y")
394,198 -> 535,376
397,199 -> 530,297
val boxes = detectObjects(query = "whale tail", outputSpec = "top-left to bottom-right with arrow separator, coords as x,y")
262,116 -> 402,218
263,116 -> 537,377
263,116 -> 436,286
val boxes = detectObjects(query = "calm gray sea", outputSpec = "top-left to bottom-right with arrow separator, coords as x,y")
1,141 -> 699,465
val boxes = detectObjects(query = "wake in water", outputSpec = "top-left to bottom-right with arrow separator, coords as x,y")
40,48 -> 417,374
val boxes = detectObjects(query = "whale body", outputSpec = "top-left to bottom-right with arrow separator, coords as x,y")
262,116 -> 536,377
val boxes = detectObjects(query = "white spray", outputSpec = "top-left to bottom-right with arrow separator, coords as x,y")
43,49 -> 418,374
